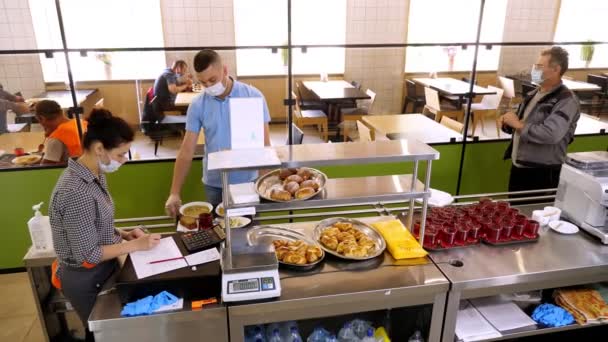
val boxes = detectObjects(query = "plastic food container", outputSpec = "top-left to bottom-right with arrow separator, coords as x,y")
423,230 -> 438,248
500,221 -> 515,240
440,228 -> 457,247
525,220 -> 540,238
512,222 -> 526,239
485,226 -> 502,243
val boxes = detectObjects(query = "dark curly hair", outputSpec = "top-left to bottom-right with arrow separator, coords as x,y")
83,108 -> 134,150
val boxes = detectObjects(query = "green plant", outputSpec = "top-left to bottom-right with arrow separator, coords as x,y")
580,41 -> 595,63
281,42 -> 289,67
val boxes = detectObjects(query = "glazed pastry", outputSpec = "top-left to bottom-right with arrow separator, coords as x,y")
345,246 -> 368,258
300,180 -> 319,190
273,240 -> 289,249
323,227 -> 341,236
179,215 -> 197,229
307,246 -> 323,258
275,248 -> 290,260
270,189 -> 292,201
283,252 -> 307,265
336,240 -> 357,254
279,168 -> 297,180
295,187 -> 315,199
334,222 -> 353,231
297,168 -> 314,180
336,231 -> 356,243
284,181 -> 300,195
320,234 -> 339,250
284,174 -> 304,184
306,249 -> 320,263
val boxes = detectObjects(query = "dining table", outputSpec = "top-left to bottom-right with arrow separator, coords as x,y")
174,91 -> 203,107
507,75 -> 601,92
412,77 -> 496,107
362,113 -> 463,144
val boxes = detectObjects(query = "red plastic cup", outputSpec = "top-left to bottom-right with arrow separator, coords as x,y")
413,221 -> 421,237
512,222 -> 526,239
500,221 -> 515,240
509,208 -> 520,217
467,223 -> 482,241
485,226 -> 502,243
478,217 -> 493,231
198,213 -> 214,229
423,230 -> 438,248
525,220 -> 540,238
441,228 -> 457,247
455,228 -> 469,245
496,201 -> 510,210
515,214 -> 528,224
14,147 -> 25,156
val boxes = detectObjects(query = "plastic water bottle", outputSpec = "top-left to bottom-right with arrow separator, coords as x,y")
307,327 -> 330,342
351,319 -> 373,339
408,331 -> 424,342
252,326 -> 266,342
326,334 -> 338,342
338,322 -> 358,341
282,321 -> 299,340
287,326 -> 302,342
361,328 -> 376,342
267,323 -> 281,340
268,329 -> 282,342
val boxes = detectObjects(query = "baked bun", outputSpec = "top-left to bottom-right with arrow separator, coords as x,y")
295,187 -> 315,199
279,168 -> 297,180
297,168 -> 314,180
284,181 -> 300,195
270,189 -> 292,201
284,174 -> 303,184
300,180 -> 319,190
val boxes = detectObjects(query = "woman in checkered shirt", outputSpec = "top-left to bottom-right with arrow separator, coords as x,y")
49,109 -> 161,339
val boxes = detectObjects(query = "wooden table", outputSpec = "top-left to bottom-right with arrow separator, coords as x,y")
7,123 -> 29,133
28,89 -> 98,109
508,75 -> 601,92
0,131 -> 45,153
174,91 -> 202,107
413,78 -> 495,96
303,80 -> 370,101
362,113 -> 463,144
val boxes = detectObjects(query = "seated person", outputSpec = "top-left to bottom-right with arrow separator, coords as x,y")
35,100 -> 87,164
0,89 -> 29,133
153,60 -> 193,111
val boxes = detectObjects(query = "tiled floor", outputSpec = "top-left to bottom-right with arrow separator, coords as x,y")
0,272 -> 44,342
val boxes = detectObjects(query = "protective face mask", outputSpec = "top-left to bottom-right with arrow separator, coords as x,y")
98,154 -> 122,173
205,78 -> 226,97
531,67 -> 544,84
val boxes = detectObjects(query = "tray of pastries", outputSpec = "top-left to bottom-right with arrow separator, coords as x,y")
255,167 -> 327,202
313,218 -> 386,260
247,226 -> 325,270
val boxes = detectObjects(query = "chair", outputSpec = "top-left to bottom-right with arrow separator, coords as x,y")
586,74 -> 608,116
141,87 -> 184,156
440,116 -> 464,133
468,85 -> 504,137
356,120 -> 372,142
292,91 -> 328,142
498,76 -> 518,109
94,98 -> 104,108
341,89 -> 376,141
350,80 -> 362,90
422,87 -> 464,123
295,81 -> 326,111
521,82 -> 536,96
287,123 -> 304,145
402,79 -> 426,113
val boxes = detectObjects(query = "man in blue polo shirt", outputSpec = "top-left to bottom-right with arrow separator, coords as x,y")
164,49 -> 271,214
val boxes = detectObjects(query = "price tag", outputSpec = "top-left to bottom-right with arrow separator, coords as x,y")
226,207 -> 256,217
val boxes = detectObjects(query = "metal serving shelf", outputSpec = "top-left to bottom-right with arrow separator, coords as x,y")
464,322 -> 608,342
207,139 -> 440,172
230,175 -> 429,211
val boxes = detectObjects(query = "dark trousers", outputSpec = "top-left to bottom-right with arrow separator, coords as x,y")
508,164 -> 561,195
61,260 -> 118,341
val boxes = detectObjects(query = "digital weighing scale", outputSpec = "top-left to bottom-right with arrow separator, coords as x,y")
208,147 -> 284,303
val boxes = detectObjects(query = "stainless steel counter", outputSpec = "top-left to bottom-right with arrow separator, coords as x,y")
89,294 -> 228,342
228,217 -> 450,342
433,204 -> 608,342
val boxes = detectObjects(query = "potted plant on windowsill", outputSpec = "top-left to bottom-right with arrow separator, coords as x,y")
96,53 -> 113,80
580,41 -> 595,69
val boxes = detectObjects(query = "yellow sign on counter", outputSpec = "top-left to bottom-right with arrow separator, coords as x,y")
372,219 -> 428,259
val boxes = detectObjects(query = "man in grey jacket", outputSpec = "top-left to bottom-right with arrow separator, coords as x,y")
499,46 -> 580,193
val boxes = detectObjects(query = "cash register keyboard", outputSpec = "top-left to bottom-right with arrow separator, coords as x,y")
180,225 -> 226,253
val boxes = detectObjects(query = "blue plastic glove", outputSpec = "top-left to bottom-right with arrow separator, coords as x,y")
531,303 -> 575,327
121,291 -> 178,317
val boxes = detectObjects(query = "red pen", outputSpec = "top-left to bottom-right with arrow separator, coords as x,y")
148,256 -> 185,264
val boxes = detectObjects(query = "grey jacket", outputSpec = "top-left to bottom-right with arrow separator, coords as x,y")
503,83 -> 580,168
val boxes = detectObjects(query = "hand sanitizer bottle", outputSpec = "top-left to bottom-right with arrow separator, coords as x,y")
28,202 -> 53,251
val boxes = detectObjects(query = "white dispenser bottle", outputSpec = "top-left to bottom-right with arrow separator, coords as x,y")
28,202 -> 54,251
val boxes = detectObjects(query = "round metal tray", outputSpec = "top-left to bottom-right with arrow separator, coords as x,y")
247,226 -> 325,270
313,217 -> 387,261
255,167 -> 327,202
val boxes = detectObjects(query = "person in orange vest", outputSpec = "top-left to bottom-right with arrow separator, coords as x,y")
35,100 -> 88,164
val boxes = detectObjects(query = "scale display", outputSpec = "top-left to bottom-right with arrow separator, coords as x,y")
227,277 -> 276,294
222,270 -> 281,302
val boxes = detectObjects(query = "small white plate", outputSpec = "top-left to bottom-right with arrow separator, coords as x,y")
215,203 -> 225,217
549,220 -> 579,234
217,216 -> 251,229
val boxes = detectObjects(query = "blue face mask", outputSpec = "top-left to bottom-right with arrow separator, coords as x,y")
531,67 -> 544,84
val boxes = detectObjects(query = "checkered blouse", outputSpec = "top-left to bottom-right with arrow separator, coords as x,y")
49,159 -> 121,276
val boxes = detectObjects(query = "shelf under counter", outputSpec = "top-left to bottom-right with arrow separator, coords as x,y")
229,175 -> 429,212
463,321 -> 608,342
